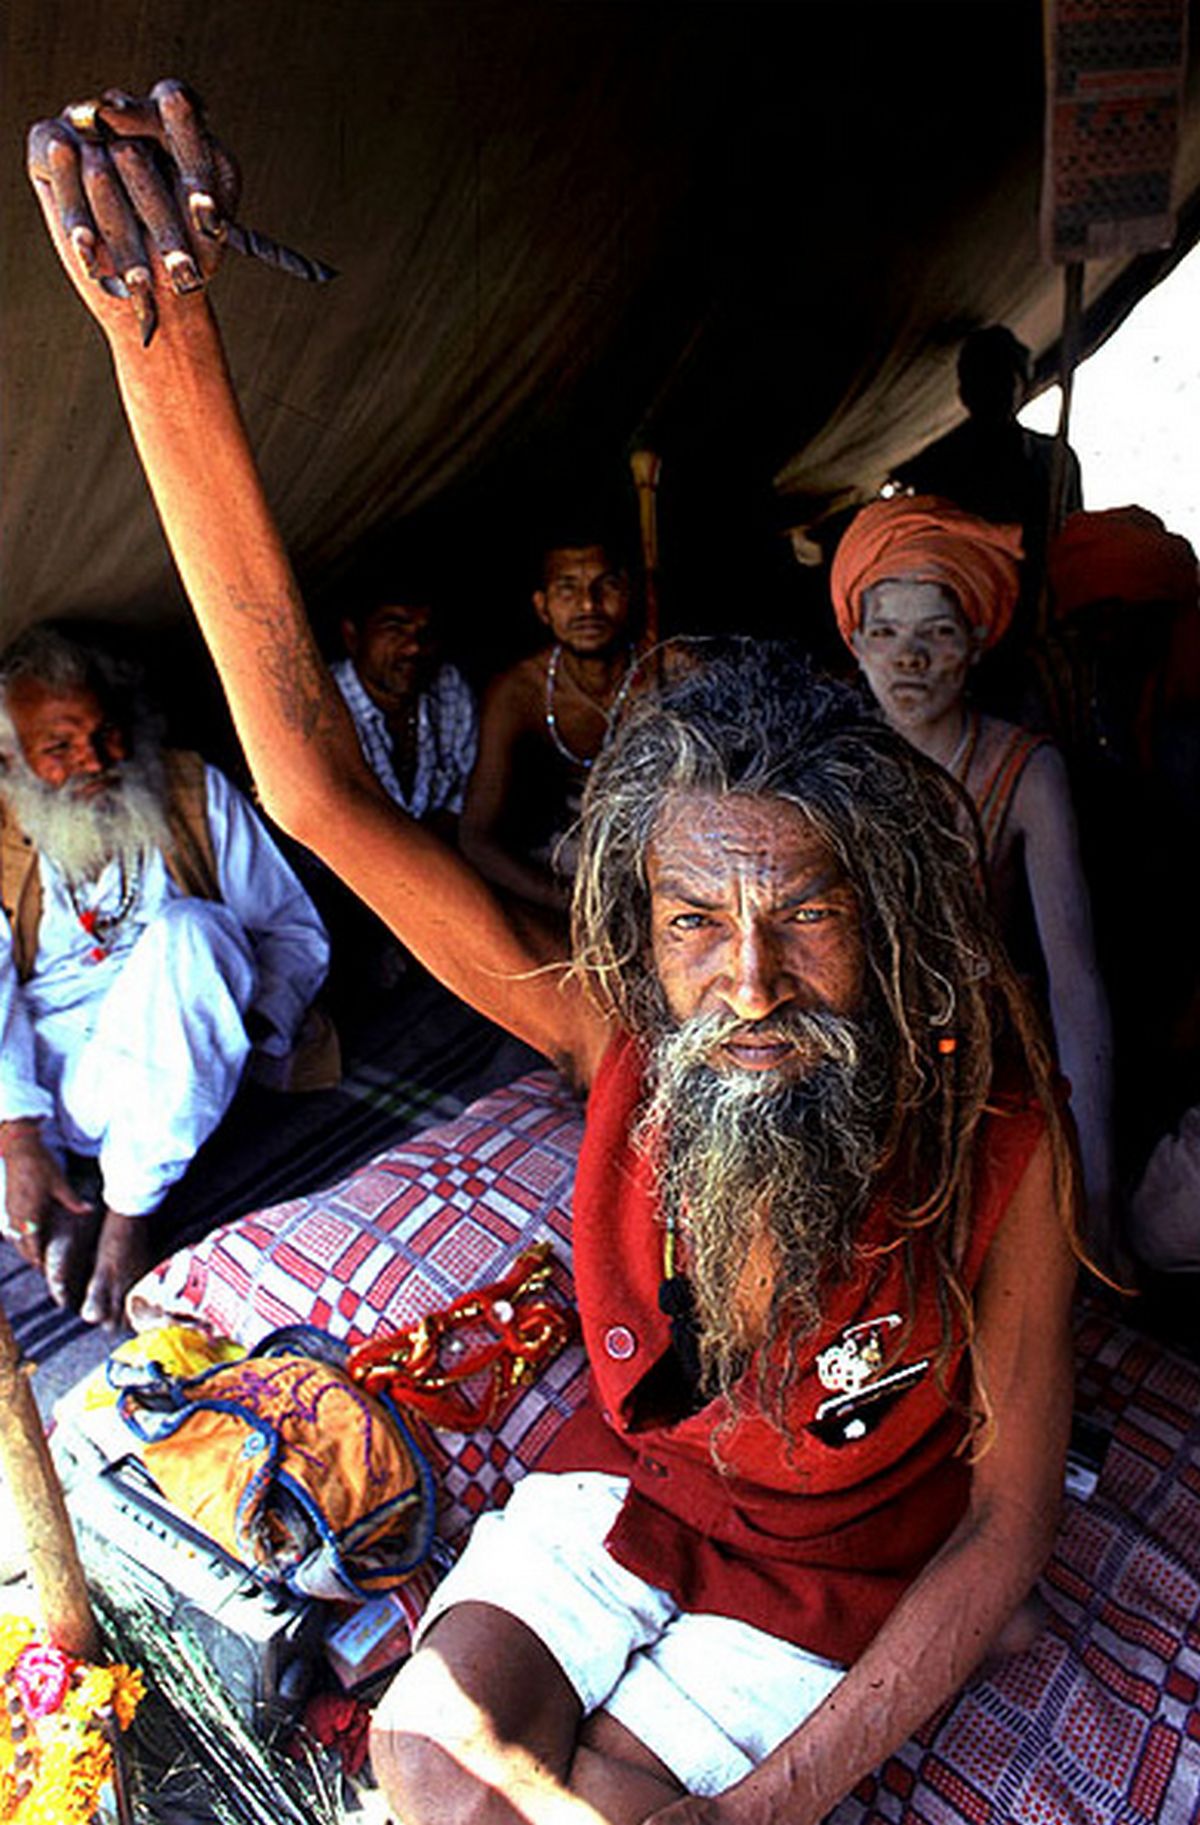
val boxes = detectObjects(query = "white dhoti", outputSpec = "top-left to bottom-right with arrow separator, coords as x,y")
1,761 -> 330,1235
6,901 -> 257,1218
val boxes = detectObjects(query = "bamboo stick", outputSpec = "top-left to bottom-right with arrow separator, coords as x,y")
0,1297 -> 98,1660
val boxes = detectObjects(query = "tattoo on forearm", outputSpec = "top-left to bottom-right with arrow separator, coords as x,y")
227,590 -> 337,740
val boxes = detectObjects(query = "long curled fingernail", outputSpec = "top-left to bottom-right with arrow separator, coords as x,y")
164,248 -> 203,293
189,192 -> 225,241
70,225 -> 100,278
125,267 -> 158,347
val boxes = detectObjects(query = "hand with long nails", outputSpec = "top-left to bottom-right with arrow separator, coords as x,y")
27,79 -> 240,346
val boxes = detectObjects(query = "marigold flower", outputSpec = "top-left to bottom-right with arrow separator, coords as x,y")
0,1621 -> 34,1679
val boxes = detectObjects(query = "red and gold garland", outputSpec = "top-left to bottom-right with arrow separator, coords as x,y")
347,1241 -> 576,1430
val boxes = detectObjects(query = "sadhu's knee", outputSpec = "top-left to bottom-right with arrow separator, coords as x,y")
369,1651 -> 502,1825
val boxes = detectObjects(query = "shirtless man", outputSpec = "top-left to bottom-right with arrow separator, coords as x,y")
831,493 -> 1116,1262
28,84 -> 1078,1823
460,539 -> 640,908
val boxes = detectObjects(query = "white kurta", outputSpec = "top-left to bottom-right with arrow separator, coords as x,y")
0,764 -> 329,1217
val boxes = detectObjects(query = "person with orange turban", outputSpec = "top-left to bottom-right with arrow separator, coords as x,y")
833,493 -> 1118,1267
830,495 -> 1024,652
1047,505 -> 1197,620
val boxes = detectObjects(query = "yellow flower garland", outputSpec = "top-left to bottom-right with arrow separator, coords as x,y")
0,1615 -> 143,1825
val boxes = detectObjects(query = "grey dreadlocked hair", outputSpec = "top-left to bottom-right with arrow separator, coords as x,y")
570,639 -> 1078,1444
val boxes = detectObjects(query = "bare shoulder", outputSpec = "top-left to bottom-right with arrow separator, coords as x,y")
975,717 -> 1071,835
1008,740 -> 1075,844
480,651 -> 550,737
977,1129 -> 1076,1319
970,1129 -> 1076,1510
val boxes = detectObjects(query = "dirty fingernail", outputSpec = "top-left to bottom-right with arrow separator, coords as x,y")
189,191 -> 224,240
164,247 -> 203,293
64,101 -> 101,137
70,225 -> 100,277
125,267 -> 158,346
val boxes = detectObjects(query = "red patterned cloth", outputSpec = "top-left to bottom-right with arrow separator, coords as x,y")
830,1303 -> 1200,1823
1042,0 -> 1187,262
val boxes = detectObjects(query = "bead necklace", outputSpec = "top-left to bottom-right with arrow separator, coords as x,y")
544,644 -> 639,769
66,855 -> 142,963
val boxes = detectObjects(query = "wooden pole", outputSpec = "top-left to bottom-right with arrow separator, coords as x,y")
1040,259 -> 1085,637
1048,260 -> 1085,537
629,448 -> 662,651
0,1298 -> 98,1660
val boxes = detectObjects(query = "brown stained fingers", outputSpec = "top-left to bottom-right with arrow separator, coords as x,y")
27,119 -> 101,278
150,78 -> 226,241
108,139 -> 203,293
96,88 -> 165,140
80,140 -> 157,345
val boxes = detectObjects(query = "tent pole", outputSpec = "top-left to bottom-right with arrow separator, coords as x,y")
1041,258 -> 1085,635
630,448 -> 662,657
1049,259 -> 1084,536
0,1295 -> 98,1659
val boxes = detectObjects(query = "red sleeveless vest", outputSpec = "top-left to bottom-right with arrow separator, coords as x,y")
543,1034 -> 1046,1662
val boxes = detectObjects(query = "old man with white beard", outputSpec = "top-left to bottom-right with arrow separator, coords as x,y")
0,626 -> 330,1328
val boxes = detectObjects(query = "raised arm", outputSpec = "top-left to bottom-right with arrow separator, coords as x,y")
27,86 -> 609,1084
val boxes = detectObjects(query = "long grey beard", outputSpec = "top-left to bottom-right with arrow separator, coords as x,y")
2,750 -> 170,885
638,1006 -> 889,1400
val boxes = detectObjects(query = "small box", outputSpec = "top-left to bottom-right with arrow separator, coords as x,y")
324,1593 -> 416,1690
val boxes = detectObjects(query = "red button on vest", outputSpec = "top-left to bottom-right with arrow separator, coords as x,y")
604,1324 -> 637,1361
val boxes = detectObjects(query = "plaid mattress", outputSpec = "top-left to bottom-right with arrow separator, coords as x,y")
128,1070 -> 590,1544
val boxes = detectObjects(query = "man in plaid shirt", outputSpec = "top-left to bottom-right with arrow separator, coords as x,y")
331,595 -> 478,839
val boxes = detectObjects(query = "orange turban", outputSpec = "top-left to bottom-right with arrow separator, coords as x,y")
1047,507 -> 1198,618
830,495 -> 1024,651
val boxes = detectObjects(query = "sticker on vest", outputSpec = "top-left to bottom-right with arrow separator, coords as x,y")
812,1316 -> 930,1447
815,1315 -> 904,1395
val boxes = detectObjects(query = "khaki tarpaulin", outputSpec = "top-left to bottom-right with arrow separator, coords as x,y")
2,0 -> 1199,662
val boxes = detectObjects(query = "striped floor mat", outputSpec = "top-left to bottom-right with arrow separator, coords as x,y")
2,974 -> 540,1416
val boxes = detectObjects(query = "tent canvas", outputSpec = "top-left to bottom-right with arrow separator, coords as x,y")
3,0 -> 1199,670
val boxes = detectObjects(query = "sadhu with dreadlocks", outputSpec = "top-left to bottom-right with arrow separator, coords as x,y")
30,80 -> 1078,1825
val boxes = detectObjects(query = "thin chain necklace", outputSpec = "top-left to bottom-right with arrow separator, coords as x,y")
544,644 -> 639,769
66,855 -> 143,963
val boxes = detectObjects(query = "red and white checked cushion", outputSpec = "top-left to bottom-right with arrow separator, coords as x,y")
128,1070 -> 589,1543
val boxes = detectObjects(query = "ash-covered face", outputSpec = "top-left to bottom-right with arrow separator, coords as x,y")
638,792 -> 887,1395
852,580 -> 980,739
646,792 -> 865,1076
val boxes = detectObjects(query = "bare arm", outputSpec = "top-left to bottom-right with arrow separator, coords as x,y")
1014,747 -> 1116,1262
461,666 -> 572,912
27,94 -> 609,1083
657,1130 -> 1076,1825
